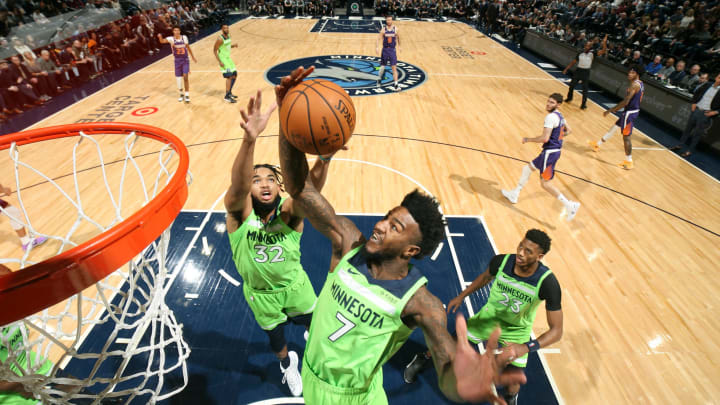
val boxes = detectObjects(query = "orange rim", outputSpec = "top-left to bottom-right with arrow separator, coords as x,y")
0,123 -> 189,326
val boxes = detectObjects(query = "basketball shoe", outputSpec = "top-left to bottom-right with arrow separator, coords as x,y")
280,351 -> 302,396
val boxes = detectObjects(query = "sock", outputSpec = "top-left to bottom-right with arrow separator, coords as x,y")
280,356 -> 291,369
185,91 -> 189,96
394,81 -> 398,87
20,236 -> 31,245
230,76 -> 237,93
515,164 -> 532,192
377,66 -> 385,81
176,77 -> 183,91
600,127 -> 616,144
626,155 -> 632,161
557,193 -> 570,206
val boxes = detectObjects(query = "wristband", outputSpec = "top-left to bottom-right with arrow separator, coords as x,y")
318,155 -> 332,162
525,339 -> 540,353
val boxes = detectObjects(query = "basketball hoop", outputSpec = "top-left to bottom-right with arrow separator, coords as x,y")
0,123 -> 190,404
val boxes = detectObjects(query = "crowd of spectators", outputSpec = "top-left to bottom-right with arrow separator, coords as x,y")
0,0 -> 227,122
248,0 -> 334,17
491,0 -> 718,93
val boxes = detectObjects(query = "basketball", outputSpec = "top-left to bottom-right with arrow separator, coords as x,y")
279,79 -> 356,155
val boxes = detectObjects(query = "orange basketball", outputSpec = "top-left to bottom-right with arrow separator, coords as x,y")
279,79 -> 356,155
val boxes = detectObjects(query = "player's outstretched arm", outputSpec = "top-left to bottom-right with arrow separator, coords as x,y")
276,66 -> 363,268
224,90 -> 277,218
157,34 -> 168,44
523,127 -> 552,144
604,83 -> 639,116
446,267 -> 493,314
403,287 -> 526,403
376,28 -> 383,54
186,42 -> 197,63
308,146 -> 346,193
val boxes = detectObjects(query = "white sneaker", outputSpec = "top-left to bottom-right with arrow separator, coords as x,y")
184,94 -> 190,103
280,351 -> 302,396
178,94 -> 184,102
501,189 -> 519,204
566,201 -> 580,221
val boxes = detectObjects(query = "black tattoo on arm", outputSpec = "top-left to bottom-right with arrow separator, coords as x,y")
278,129 -> 362,260
404,287 -> 463,402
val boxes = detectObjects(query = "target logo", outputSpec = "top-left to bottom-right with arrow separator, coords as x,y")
131,107 -> 159,117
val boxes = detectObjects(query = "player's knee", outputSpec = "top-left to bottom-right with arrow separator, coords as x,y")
264,325 -> 287,354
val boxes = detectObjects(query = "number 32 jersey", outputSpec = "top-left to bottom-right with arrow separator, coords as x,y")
228,198 -> 303,290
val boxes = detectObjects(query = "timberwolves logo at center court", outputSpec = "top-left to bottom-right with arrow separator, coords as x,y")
265,55 -> 427,96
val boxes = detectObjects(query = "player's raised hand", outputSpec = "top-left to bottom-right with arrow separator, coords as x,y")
453,315 -> 527,404
240,89 -> 277,140
275,65 -> 315,107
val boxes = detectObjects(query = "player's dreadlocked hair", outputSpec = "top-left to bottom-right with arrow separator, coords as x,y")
525,229 -> 551,254
401,189 -> 446,259
253,163 -> 285,192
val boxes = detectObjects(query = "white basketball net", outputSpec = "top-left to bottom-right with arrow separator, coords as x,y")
0,131 -> 190,404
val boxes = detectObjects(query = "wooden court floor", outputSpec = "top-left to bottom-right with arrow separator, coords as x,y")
1,18 -> 720,404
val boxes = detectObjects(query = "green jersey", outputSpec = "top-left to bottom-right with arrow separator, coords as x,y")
217,34 -> 235,71
474,254 -> 553,340
228,198 -> 302,290
304,246 -> 427,389
1,324 -> 53,405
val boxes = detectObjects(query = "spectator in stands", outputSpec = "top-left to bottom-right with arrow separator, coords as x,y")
10,55 -> 51,101
71,39 -> 95,78
679,64 -> 701,90
668,60 -> 686,85
693,72 -> 709,92
37,49 -> 72,90
0,60 -> 27,114
679,8 -> 694,28
657,57 -> 675,79
22,51 -> 58,96
671,72 -> 720,157
12,37 -> 35,59
0,8 -> 12,37
622,50 -> 643,67
3,57 -> 43,106
645,55 -> 662,75
32,9 -> 50,23
485,0 -> 498,35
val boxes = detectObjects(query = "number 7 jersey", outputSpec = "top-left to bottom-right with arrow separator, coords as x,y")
303,245 -> 427,389
228,198 -> 303,290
